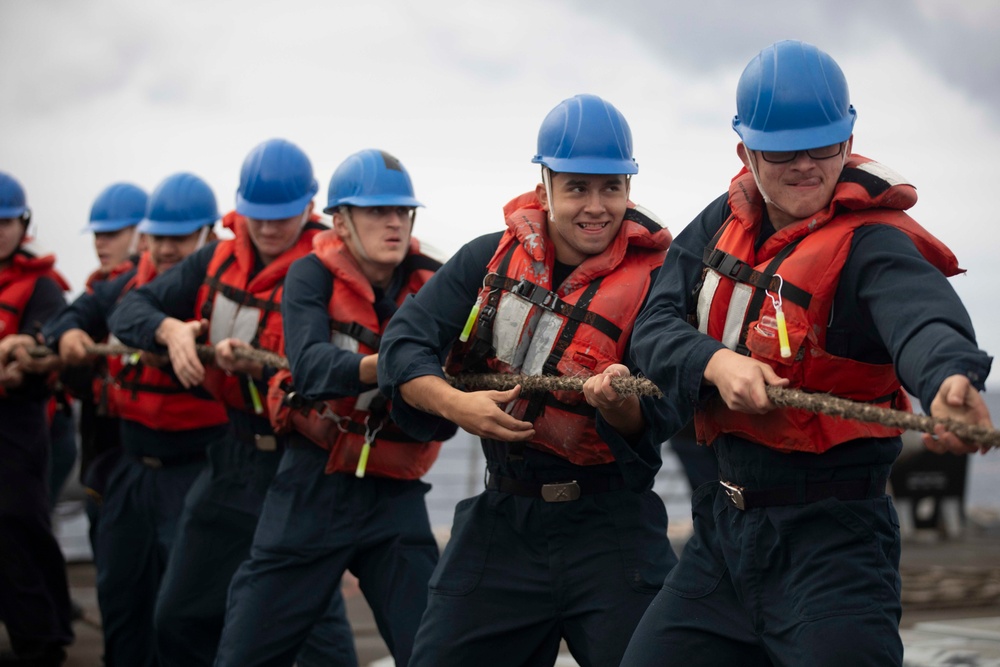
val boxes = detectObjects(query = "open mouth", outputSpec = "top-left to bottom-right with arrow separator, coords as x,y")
577,221 -> 609,230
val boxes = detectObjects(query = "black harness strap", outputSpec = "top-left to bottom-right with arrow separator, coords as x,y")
483,275 -> 622,341
203,275 -> 283,315
200,254 -> 236,321
733,240 -> 804,356
702,247 -> 812,311
522,279 -> 604,426
281,381 -> 419,443
330,320 -> 381,351
250,282 -> 283,347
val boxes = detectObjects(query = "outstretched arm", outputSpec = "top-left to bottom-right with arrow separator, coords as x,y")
399,375 -> 534,441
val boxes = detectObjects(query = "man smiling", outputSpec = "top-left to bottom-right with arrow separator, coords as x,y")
378,94 -> 685,667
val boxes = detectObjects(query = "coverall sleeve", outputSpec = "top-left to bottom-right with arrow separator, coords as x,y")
599,271 -> 693,490
108,242 -> 217,353
841,224 -> 992,409
20,276 -> 67,337
377,232 -> 503,441
632,193 -> 731,408
282,254 -> 368,400
44,270 -> 134,348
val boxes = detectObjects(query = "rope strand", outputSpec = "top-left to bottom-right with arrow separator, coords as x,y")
24,343 -> 1000,448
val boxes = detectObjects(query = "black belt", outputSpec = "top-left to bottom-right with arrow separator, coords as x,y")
131,450 -> 207,469
720,477 -> 887,511
486,473 -> 625,502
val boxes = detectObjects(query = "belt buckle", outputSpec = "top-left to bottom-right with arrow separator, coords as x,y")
255,435 -> 278,452
720,480 -> 746,510
140,456 -> 163,469
540,481 -> 580,503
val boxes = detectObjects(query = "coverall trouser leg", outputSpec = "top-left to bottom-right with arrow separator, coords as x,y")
409,486 -> 675,667
216,445 -> 438,667
153,429 -> 354,667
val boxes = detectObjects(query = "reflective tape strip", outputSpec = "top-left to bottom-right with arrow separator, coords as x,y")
520,310 -> 562,377
722,283 -> 753,351
493,292 -> 537,367
330,331 -> 359,353
697,270 -> 721,335
355,387 -> 379,411
209,293 -> 262,344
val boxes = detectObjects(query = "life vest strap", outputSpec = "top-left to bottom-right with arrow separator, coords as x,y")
330,319 -> 381,351
484,275 -> 623,341
703,248 -> 812,310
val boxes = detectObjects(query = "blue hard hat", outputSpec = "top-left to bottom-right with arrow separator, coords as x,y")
0,171 -> 28,219
531,94 -> 638,175
733,40 -> 857,151
236,138 -> 318,220
139,173 -> 219,236
84,182 -> 148,233
324,149 -> 423,214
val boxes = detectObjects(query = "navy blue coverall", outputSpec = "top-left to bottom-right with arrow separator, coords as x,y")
108,242 -> 356,667
621,192 -> 993,667
378,231 -> 686,667
215,253 -> 439,667
45,267 -> 229,667
0,274 -> 73,662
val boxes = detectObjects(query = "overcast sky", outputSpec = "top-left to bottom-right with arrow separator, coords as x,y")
2,0 -> 998,388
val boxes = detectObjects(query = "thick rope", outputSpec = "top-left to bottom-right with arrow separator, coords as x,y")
448,374 -> 1000,449
25,343 -> 1000,448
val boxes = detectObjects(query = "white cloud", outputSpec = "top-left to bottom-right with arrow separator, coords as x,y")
2,0 -> 997,386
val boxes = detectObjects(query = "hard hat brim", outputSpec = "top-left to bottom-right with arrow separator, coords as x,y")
81,219 -> 141,234
531,156 -> 638,175
0,205 -> 27,218
235,187 -> 317,221
322,194 -> 424,214
138,217 -> 216,236
733,114 -> 856,152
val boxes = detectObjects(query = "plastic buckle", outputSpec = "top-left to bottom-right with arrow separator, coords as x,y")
720,480 -> 746,510
540,481 -> 581,503
511,279 -> 532,298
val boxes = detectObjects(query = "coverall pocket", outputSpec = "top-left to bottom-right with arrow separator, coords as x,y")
427,494 -> 496,596
663,482 -> 728,598
781,497 -> 885,621
611,489 -> 677,593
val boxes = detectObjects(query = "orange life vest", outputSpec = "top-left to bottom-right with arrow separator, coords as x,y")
0,252 -> 70,399
193,211 -> 325,413
267,231 -> 443,478
695,155 -> 961,453
106,252 -> 228,431
85,257 -> 136,294
447,192 -> 671,466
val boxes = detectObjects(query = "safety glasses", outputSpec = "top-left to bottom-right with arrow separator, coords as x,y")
758,142 -> 845,164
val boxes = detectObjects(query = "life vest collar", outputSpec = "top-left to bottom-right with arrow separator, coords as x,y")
500,191 -> 671,294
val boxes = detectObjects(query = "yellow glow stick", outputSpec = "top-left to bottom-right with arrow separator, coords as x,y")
459,297 -> 482,343
247,379 -> 264,414
355,442 -> 371,478
775,307 -> 792,359
769,274 -> 792,359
